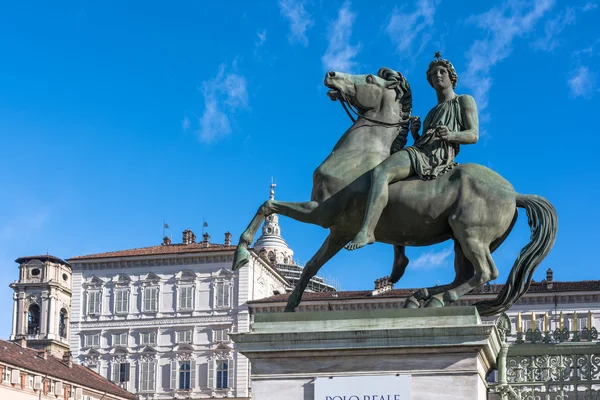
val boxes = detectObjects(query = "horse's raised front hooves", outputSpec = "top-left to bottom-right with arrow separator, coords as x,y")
425,295 -> 444,308
403,295 -> 420,309
232,247 -> 251,271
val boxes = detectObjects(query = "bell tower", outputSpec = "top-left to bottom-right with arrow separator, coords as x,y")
9,255 -> 72,358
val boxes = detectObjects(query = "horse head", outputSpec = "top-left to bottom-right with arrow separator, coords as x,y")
324,68 -> 412,126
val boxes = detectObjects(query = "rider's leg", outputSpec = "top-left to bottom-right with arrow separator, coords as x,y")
345,150 -> 414,250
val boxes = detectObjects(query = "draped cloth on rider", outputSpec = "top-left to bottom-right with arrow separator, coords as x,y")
405,94 -> 466,180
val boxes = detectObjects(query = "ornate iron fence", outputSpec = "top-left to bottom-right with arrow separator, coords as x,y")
489,313 -> 600,400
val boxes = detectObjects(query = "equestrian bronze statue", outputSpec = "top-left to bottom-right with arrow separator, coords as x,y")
232,54 -> 557,316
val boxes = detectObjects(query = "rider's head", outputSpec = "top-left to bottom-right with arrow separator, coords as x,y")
426,53 -> 458,89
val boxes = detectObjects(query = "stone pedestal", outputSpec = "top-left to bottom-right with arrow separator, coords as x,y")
230,307 -> 502,400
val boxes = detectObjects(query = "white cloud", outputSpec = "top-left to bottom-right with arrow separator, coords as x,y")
412,247 -> 453,270
181,116 -> 190,132
385,0 -> 440,58
462,0 -> 555,116
256,30 -> 267,48
583,2 -> 598,11
279,0 -> 313,46
322,1 -> 361,72
568,66 -> 597,98
532,7 -> 575,51
197,65 -> 248,143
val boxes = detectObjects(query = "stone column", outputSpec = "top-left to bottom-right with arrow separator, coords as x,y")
11,294 -> 18,340
47,293 -> 55,339
40,291 -> 49,336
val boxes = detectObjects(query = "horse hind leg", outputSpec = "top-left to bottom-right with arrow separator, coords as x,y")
428,236 -> 498,306
389,245 -> 409,284
408,240 -> 475,308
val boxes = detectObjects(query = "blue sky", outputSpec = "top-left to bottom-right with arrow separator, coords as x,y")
1,0 -> 598,338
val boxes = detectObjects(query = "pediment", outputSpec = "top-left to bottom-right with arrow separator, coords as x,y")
176,269 -> 197,281
86,348 -> 102,357
143,272 -> 161,283
85,276 -> 104,287
213,342 -> 233,352
212,268 -> 234,279
114,274 -> 131,284
110,347 -> 129,355
173,344 -> 194,352
139,345 -> 157,354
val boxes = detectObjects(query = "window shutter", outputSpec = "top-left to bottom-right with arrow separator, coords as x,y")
170,360 -> 178,390
124,363 -> 130,382
54,381 -> 63,396
207,360 -> 214,389
228,359 -> 234,388
33,376 -> 42,390
112,364 -> 119,383
190,360 -> 197,389
10,369 -> 20,385
75,387 -> 83,400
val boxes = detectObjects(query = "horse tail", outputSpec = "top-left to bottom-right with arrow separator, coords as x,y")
474,194 -> 558,316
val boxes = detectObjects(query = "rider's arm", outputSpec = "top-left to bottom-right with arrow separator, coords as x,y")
450,94 -> 479,145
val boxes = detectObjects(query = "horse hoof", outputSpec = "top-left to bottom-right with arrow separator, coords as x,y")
232,247 -> 251,271
414,288 -> 429,300
403,296 -> 420,309
425,296 -> 444,308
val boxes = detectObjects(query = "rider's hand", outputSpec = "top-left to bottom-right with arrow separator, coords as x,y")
410,117 -> 421,136
436,125 -> 453,141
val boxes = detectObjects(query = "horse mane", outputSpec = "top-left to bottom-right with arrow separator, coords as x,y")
377,67 -> 412,122
378,67 -> 412,151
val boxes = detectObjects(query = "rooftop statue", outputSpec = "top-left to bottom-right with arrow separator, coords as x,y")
232,53 -> 557,316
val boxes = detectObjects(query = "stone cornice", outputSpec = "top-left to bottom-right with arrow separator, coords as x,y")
250,293 -> 600,313
71,254 -> 235,271
75,315 -> 235,329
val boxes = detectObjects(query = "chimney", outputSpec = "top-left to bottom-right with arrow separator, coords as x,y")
546,268 -> 553,282
162,236 -> 172,246
37,349 -> 47,360
202,232 -> 210,247
372,276 -> 394,296
224,232 -> 232,246
62,351 -> 72,368
182,229 -> 196,245
14,336 -> 26,348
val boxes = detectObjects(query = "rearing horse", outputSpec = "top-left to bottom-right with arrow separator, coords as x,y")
232,67 -> 557,316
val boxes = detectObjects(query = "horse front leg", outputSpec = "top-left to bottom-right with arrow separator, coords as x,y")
285,231 -> 349,312
232,199 -> 326,271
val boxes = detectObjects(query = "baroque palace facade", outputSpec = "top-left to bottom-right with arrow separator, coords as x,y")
8,185 -> 337,400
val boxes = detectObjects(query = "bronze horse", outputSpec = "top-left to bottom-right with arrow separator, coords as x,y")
232,68 -> 557,316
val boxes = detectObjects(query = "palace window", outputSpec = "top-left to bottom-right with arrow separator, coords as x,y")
87,290 -> 102,315
214,282 -> 232,309
114,289 -> 129,314
84,333 -> 100,348
170,359 -> 196,391
177,286 -> 194,311
112,332 -> 128,347
213,327 -> 230,342
175,330 -> 193,344
112,362 -> 130,383
140,331 -> 157,346
27,304 -> 40,335
143,287 -> 159,313
208,359 -> 234,389
139,361 -> 156,392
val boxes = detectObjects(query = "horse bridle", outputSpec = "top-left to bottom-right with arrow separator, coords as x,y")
337,90 -> 408,127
